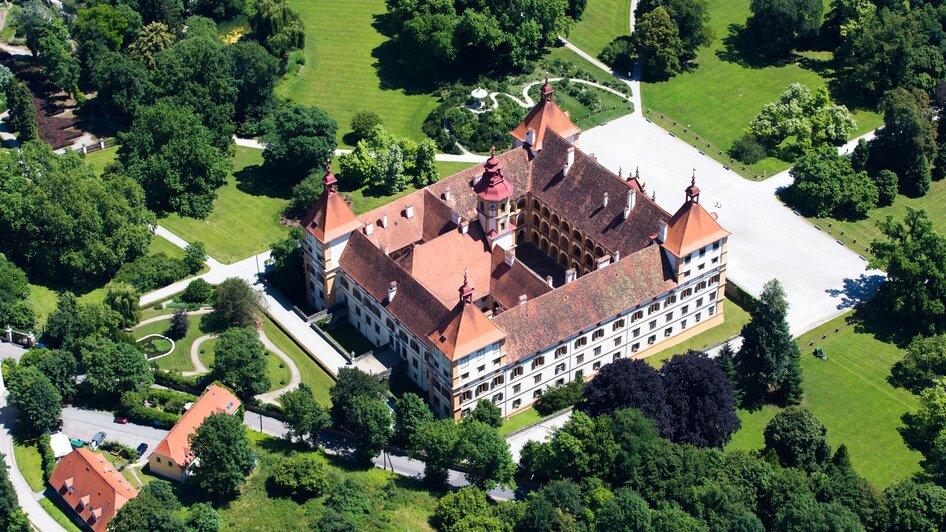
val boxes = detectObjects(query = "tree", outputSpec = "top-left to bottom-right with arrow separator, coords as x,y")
7,366 -> 61,435
12,0 -> 56,57
0,453 -> 30,532
434,487 -> 496,532
413,139 -> 439,187
0,253 -> 35,330
168,310 -> 189,340
105,282 -> 141,328
251,0 -> 305,57
90,50 -> 155,122
519,480 -> 589,531
212,277 -> 262,328
870,209 -> 946,336
875,480 -> 946,532
109,483 -> 186,532
745,0 -> 823,57
129,22 -> 175,68
5,80 -> 38,141
469,399 -> 502,429
189,412 -> 256,499
266,227 -> 304,294
139,0 -> 184,31
577,358 -> 669,430
186,503 -> 220,532
458,419 -> 515,491
289,173 -> 324,215
229,41 -> 279,129
764,406 -> 831,471
412,419 -> 460,485
348,395 -> 393,464
875,169 -> 898,207
279,383 -> 330,445
596,488 -> 652,531
329,366 -> 388,429
118,101 -> 231,218
786,146 -> 878,219
736,279 -> 803,406
890,334 -> 946,394
661,352 -> 741,448
349,111 -> 382,143
82,336 -> 154,396
730,133 -> 768,164
73,4 -> 140,53
631,7 -> 685,80
635,0 -> 713,59
749,84 -> 857,153
20,348 -> 77,400
900,378 -> 946,484
535,378 -> 584,415
271,453 -> 329,499
262,104 -> 337,183
42,293 -> 122,350
182,278 -> 214,304
190,0 -> 246,20
181,242 -> 207,275
213,327 -> 270,398
394,392 -> 433,450
37,18 -> 80,97
869,88 -> 938,197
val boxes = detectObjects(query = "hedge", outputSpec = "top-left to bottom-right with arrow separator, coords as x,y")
38,433 -> 56,482
100,441 -> 137,461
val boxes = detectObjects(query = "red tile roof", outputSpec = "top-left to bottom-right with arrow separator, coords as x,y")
301,168 -> 363,244
428,276 -> 507,360
359,190 -> 458,254
400,224 -> 493,307
493,245 -> 675,362
49,448 -> 138,532
510,83 -> 582,152
427,148 -> 533,221
151,385 -> 240,469
661,188 -> 731,258
488,246 -> 553,310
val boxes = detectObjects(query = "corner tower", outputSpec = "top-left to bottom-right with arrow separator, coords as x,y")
473,146 -> 516,250
510,80 -> 581,153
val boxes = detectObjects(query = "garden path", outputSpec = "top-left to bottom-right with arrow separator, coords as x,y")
131,307 -> 212,329
477,77 -> 633,114
184,335 -> 213,376
255,326 -> 302,405
232,136 -> 487,164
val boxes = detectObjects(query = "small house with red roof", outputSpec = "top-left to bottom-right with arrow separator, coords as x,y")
147,384 -> 241,482
300,82 -> 731,419
48,447 -> 139,532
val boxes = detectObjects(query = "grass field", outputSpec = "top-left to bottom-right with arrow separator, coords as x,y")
499,406 -> 550,437
566,0 -> 632,59
194,337 -> 292,392
83,146 -> 118,175
281,0 -> 439,146
646,298 -> 751,367
640,0 -> 882,178
217,432 -> 438,530
262,317 -> 335,407
133,313 -> 208,372
526,80 -> 634,131
809,179 -> 946,262
727,313 -> 922,488
158,147 -> 290,264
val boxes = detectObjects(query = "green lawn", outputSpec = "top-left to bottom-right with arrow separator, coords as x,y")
217,432 -> 438,531
342,160 -> 472,214
147,234 -> 186,261
326,323 -> 375,357
727,313 -> 922,488
262,316 -> 335,407
646,299 -> 751,367
526,80 -> 634,131
133,313 -> 208,372
83,146 -> 118,175
500,406 -> 551,437
640,0 -> 882,179
28,283 -> 59,329
808,179 -> 946,262
280,0 -> 439,146
158,147 -> 290,264
566,0 -> 632,59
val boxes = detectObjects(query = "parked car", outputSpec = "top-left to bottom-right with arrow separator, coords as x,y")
113,416 -> 128,424
90,432 -> 106,449
135,443 -> 148,458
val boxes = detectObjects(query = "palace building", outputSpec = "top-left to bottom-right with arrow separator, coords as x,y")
301,82 -> 731,419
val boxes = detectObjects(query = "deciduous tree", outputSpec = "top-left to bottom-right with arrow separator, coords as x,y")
786,146 -> 877,219
890,334 -> 946,394
81,335 -> 154,396
0,253 -> 35,330
661,351 -> 741,448
577,358 -> 669,431
458,419 -> 515,490
900,378 -> 946,484
869,88 -> 938,197
19,348 -> 76,401
329,366 -> 388,429
271,453 -> 329,499
745,0 -> 823,57
212,326 -> 270,398
228,41 -> 279,129
129,22 -> 175,68
412,419 -> 460,486
90,50 -> 155,121
211,277 -> 262,328
262,104 -> 337,183
348,395 -> 393,465
5,79 -> 38,141
251,0 -> 305,57
189,412 -> 256,500
764,406 -> 832,471
596,488 -> 652,531
0,454 -> 30,532
469,399 -> 502,429
279,383 -> 330,445
631,7 -> 685,80
394,392 -> 433,450
7,366 -> 61,435
635,0 -> 713,59
105,281 -> 141,327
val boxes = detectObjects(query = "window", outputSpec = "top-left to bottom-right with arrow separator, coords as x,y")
477,383 -> 490,394
664,327 -> 673,338
698,263 -> 705,271
696,297 -> 703,307
574,337 -> 587,348
631,342 -> 640,352
512,366 -> 524,377
649,320 -> 657,330
493,357 -> 502,365
513,399 -> 522,409
648,335 -> 656,345
534,374 -> 542,383
682,288 -> 693,298
592,328 -> 604,340
683,270 -> 691,278
593,346 -> 602,356
613,337 -> 621,347
492,393 -> 503,403
684,255 -> 691,264
477,365 -> 485,373
666,312 -> 673,323
493,375 -> 505,386
555,346 -> 568,358
593,361 -> 601,370
709,305 -> 716,316
697,281 -> 708,291
664,295 -> 677,308
632,327 -> 640,338
461,372 -> 469,380
699,248 -> 706,257
682,305 -> 689,314
632,310 -> 644,321
461,391 -> 472,401
531,356 -> 545,369
695,312 -> 702,322
374,323 -> 380,334
410,339 -> 419,351
156,457 -> 162,463
711,274 -> 720,284
513,384 -> 521,393
576,354 -> 584,364
340,278 -> 349,288
712,257 -> 719,264
412,359 -> 419,368
709,291 -> 717,300
461,408 -> 470,417
355,307 -> 361,317
555,363 -> 566,374
533,389 -> 543,399
713,241 -> 720,250
556,378 -> 565,386
613,319 -> 625,330
386,318 -> 394,329
681,320 -> 687,329
648,303 -> 660,314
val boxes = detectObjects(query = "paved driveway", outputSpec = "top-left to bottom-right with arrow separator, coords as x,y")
580,114 -> 883,334
61,407 -> 167,460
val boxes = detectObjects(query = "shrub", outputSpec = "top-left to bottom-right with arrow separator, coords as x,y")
147,388 -> 196,414
271,453 -> 329,499
153,370 -> 202,395
184,242 -> 206,274
168,310 -> 189,340
875,169 -> 898,207
535,379 -> 584,416
349,111 -> 382,142
38,433 -> 56,482
730,133 -> 767,164
114,253 -> 190,292
599,36 -> 635,73
99,441 -> 137,460
181,279 -> 214,304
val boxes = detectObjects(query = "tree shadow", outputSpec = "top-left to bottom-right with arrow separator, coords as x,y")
849,298 -> 916,348
233,162 -> 293,200
825,274 -> 886,310
370,38 -> 442,96
716,23 -> 794,69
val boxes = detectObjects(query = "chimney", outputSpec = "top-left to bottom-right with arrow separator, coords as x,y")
657,220 -> 668,243
404,205 -> 414,219
381,214 -> 388,228
504,249 -> 515,266
564,147 -> 575,175
546,275 -> 554,287
460,222 -> 469,234
613,250 -> 620,261
596,255 -> 611,270
602,192 -> 609,209
387,281 -> 398,302
364,223 -> 374,236
518,294 -> 528,306
525,129 -> 536,146
565,269 -> 577,284
624,190 -> 636,220
442,190 -> 452,201
382,245 -> 389,256
451,212 -> 461,225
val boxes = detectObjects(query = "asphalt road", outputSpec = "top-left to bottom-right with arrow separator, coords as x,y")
61,406 -> 167,461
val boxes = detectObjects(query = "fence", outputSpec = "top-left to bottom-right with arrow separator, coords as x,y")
3,326 -> 36,347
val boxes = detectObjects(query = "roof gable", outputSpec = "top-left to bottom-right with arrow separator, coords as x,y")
662,198 -> 731,257
49,448 -> 138,532
510,86 -> 581,151
152,385 -> 240,467
301,174 -> 363,243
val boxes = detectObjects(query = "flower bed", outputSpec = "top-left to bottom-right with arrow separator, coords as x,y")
137,333 -> 174,359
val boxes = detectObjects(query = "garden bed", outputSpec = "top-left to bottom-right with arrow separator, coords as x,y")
137,334 -> 174,360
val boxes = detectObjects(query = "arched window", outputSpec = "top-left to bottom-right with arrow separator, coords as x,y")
572,245 -> 581,257
584,237 -> 594,250
551,213 -> 560,226
584,253 -> 594,267
541,206 -> 550,218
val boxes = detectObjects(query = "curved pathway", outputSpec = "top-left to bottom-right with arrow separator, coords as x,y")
131,307 -> 212,329
478,78 -> 633,114
184,335 -> 214,376
255,326 -> 302,405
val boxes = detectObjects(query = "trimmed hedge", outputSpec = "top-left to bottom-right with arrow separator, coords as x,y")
38,433 -> 56,482
100,441 -> 137,460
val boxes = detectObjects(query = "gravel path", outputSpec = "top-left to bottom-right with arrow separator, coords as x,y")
184,335 -> 214,376
255,326 -> 302,405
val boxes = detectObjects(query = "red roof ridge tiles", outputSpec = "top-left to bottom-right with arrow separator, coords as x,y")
428,273 -> 507,360
301,164 -> 363,244
510,81 -> 581,152
49,447 -> 138,532
152,384 -> 241,468
661,175 -> 731,257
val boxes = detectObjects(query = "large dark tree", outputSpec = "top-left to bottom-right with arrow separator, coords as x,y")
394,392 -> 433,450
0,253 -> 35,330
228,41 -> 279,131
250,0 -> 305,57
735,279 -> 803,406
412,419 -> 460,486
265,227 -> 304,295
745,0 -> 823,58
577,358 -> 669,431
347,395 -> 393,465
20,348 -> 77,401
118,101 -> 230,218
596,488 -> 653,531
7,366 -> 61,436
104,486 -> 186,532
0,142 -> 153,289
786,146 -> 878,219
870,209 -> 946,336
875,480 -> 946,532
189,412 -> 256,500
211,277 -> 262,328
42,293 -> 122,350
190,0 -> 246,20
457,418 -> 516,491
468,399 -> 502,429
869,88 -> 938,198
329,366 -> 388,429
763,406 -> 831,471
660,351 -> 741,448
81,335 -> 154,396
139,0 -> 184,31
635,0 -> 712,59
519,480 -> 590,531
212,327 -> 270,398
631,7 -> 685,80
262,104 -> 337,184
279,383 -> 330,445
90,50 -> 154,122
5,79 -> 38,141
890,334 -> 946,394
